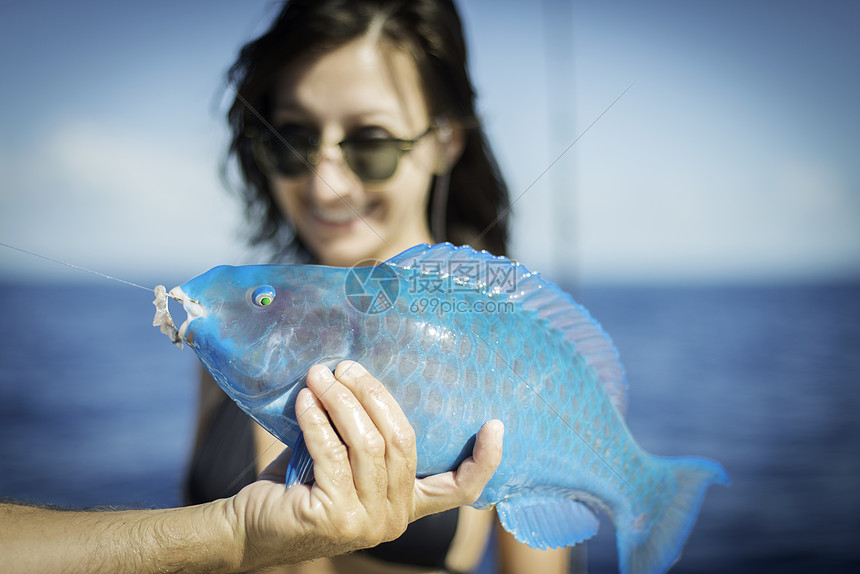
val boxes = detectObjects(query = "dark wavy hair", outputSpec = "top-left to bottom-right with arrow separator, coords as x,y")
226,0 -> 510,260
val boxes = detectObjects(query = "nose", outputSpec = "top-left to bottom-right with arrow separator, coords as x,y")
305,143 -> 363,204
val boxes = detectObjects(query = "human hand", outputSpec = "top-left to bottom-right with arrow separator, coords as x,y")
224,361 -> 504,570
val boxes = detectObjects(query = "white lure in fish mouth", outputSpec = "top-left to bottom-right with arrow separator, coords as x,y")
152,285 -> 206,348
169,286 -> 205,343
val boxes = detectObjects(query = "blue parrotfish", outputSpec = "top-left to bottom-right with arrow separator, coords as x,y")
158,243 -> 728,574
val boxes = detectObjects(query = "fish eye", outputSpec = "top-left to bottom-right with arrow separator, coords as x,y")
252,285 -> 276,307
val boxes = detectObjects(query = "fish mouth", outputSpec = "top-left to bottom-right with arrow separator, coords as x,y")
169,286 -> 205,343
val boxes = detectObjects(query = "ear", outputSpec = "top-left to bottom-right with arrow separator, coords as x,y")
434,118 -> 466,175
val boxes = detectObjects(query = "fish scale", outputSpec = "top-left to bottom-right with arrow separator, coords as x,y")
166,243 -> 728,574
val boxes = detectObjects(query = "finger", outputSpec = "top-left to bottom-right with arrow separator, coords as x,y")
333,361 -> 415,459
333,361 -> 417,508
306,363 -> 388,507
412,419 -> 504,520
294,383 -> 357,500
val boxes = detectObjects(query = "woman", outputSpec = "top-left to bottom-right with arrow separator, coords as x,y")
187,1 -> 570,572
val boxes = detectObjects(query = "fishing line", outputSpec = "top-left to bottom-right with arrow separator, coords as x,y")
5,82 -> 636,491
5,79 -> 638,499
473,81 -> 635,247
231,74 -> 636,490
0,241 -> 156,293
464,85 -> 639,492
227,84 -> 391,250
472,330 -> 638,496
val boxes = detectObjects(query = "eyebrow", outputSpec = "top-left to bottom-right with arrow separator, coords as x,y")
270,107 -> 410,133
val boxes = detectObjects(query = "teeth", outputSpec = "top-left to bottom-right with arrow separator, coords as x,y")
311,205 -> 364,223
169,286 -> 205,341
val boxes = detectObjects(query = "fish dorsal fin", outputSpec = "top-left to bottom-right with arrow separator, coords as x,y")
496,493 -> 599,550
387,243 -> 628,416
515,271 -> 628,416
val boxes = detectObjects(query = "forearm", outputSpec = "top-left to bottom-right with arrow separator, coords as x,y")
0,362 -> 504,573
0,500 -> 242,574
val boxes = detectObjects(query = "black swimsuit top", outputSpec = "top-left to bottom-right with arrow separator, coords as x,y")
185,397 -> 460,570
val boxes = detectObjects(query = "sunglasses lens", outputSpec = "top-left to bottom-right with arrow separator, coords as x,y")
251,127 -> 421,182
252,129 -> 314,177
342,140 -> 400,182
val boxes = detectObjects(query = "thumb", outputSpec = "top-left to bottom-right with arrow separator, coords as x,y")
411,419 -> 504,520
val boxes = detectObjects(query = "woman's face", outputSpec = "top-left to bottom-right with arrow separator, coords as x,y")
268,36 -> 442,267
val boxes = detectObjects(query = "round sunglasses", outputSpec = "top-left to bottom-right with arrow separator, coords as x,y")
248,124 -> 433,183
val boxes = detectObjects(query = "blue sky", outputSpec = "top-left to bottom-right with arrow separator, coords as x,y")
1,0 -> 858,285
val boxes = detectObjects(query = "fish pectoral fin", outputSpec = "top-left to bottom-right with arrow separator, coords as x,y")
284,432 -> 315,488
496,494 -> 599,550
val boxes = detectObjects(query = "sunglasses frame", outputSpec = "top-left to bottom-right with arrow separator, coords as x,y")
247,124 -> 434,183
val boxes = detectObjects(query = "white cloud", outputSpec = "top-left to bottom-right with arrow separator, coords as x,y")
0,119 -> 246,283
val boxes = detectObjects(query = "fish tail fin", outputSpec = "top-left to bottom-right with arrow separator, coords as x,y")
617,456 -> 729,574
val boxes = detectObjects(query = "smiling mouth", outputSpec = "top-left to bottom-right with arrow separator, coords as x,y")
310,203 -> 379,225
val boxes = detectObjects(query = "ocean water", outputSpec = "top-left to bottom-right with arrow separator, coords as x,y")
1,281 -> 858,572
